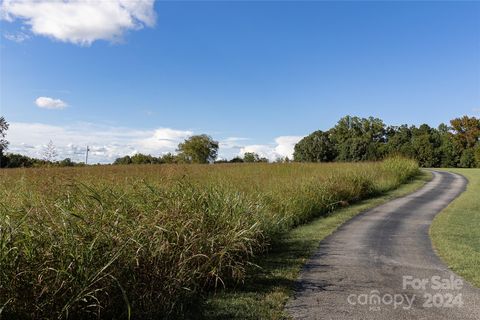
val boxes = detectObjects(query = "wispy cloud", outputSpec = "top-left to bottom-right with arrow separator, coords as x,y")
219,137 -> 250,150
3,31 -> 29,42
6,122 -> 301,163
35,97 -> 68,110
1,0 -> 156,46
7,122 -> 192,163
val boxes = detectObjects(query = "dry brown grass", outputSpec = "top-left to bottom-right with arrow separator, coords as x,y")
0,158 -> 418,319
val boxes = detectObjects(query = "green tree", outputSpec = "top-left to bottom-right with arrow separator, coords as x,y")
0,116 -> 9,168
330,116 -> 386,161
177,134 -> 219,164
385,125 -> 414,158
2,153 -> 35,168
459,148 -> 476,168
288,114 -> 480,168
159,152 -> 177,164
243,152 -> 260,163
130,153 -> 160,164
229,156 -> 244,163
59,158 -> 75,167
437,124 -> 463,167
293,130 -> 336,162
474,144 -> 480,168
450,116 -> 480,149
258,156 -> 269,163
410,124 -> 441,167
113,155 -> 132,165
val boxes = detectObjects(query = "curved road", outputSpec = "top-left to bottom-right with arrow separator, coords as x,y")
286,170 -> 480,319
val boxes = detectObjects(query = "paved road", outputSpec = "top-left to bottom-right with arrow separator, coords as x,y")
286,170 -> 480,320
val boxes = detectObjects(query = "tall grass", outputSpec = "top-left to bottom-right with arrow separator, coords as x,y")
0,157 -> 418,318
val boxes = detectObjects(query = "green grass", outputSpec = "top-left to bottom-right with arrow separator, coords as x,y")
0,158 -> 420,318
430,168 -> 480,288
202,170 -> 432,320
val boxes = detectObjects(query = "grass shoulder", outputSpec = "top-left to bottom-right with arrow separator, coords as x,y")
430,168 -> 480,288
202,170 -> 432,319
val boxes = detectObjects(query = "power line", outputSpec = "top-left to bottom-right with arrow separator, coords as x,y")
85,145 -> 90,165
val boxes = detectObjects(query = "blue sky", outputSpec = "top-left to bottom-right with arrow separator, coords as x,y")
1,0 -> 479,163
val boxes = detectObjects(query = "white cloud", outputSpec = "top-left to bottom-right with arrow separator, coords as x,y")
5,122 -> 304,164
239,145 -> 274,159
35,96 -> 68,109
219,137 -> 250,149
273,136 -> 303,158
240,135 -> 304,161
3,31 -> 30,42
0,0 -> 156,46
6,122 -> 194,163
137,128 -> 193,150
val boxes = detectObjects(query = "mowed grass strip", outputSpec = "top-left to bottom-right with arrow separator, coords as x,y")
430,169 -> 480,287
0,158 -> 419,318
202,170 -> 431,320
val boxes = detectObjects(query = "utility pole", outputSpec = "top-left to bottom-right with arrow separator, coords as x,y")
85,145 -> 90,165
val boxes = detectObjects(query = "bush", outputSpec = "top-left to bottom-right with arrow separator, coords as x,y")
459,149 -> 476,168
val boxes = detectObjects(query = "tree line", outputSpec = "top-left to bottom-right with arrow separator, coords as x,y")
0,118 -> 269,167
113,137 -> 271,165
1,115 -> 479,168
0,118 -> 82,168
294,115 -> 480,168
114,134 -> 220,165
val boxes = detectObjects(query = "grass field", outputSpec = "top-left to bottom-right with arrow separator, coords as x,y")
0,158 -> 418,318
430,169 -> 480,288
202,171 -> 431,319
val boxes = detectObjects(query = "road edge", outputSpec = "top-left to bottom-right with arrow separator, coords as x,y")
202,170 -> 433,319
